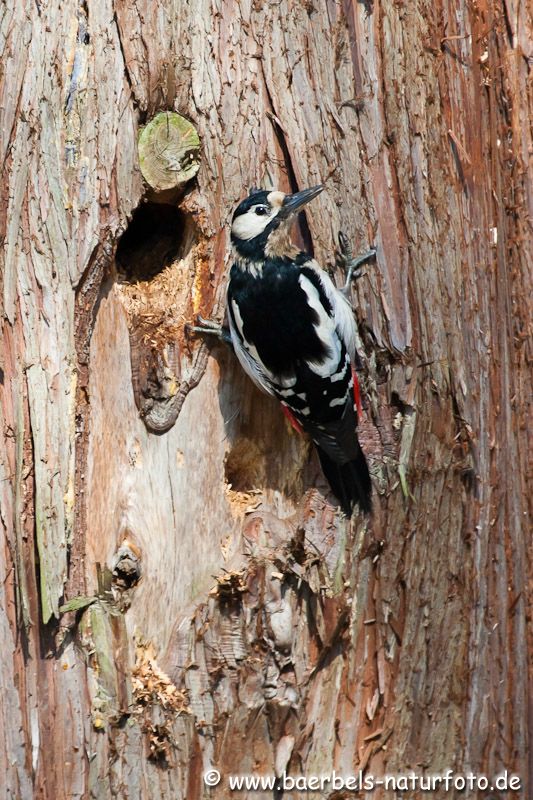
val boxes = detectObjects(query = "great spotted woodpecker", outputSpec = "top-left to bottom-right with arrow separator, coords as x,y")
193,186 -> 375,515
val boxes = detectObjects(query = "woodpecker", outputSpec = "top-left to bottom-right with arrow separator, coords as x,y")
194,186 -> 375,515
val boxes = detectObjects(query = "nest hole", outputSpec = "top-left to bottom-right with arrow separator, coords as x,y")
116,202 -> 193,282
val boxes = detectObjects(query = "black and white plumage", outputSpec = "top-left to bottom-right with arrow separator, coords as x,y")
226,186 -> 372,515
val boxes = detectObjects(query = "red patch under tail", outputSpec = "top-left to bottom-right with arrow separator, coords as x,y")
281,404 -> 303,434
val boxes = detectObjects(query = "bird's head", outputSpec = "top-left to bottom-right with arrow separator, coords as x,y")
230,185 -> 323,260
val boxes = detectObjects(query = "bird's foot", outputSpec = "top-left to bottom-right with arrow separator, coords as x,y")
186,315 -> 232,345
336,231 -> 377,295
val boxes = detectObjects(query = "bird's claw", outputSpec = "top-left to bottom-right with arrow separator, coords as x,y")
336,231 -> 353,265
186,316 -> 233,345
336,232 -> 377,295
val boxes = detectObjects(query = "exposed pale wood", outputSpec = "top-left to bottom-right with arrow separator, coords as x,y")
0,0 -> 531,798
138,111 -> 200,191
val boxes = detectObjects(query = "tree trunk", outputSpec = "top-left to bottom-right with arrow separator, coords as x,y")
0,0 -> 531,798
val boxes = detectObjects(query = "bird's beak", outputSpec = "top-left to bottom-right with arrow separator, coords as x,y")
278,185 -> 323,219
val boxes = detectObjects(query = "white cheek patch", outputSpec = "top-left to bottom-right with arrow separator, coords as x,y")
232,213 -> 268,241
231,206 -> 279,241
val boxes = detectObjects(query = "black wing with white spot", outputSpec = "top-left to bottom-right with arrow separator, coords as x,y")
226,253 -> 371,513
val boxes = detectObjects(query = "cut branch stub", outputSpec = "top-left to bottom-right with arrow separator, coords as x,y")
138,112 -> 200,192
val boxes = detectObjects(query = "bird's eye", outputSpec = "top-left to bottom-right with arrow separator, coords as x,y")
254,206 -> 269,216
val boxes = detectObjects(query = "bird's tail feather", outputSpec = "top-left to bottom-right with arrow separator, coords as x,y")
317,444 -> 372,515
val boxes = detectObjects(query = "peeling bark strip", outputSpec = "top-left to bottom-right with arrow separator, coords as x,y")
0,0 -> 531,798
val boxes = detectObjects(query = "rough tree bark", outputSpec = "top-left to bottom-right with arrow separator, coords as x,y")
0,1 -> 531,798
